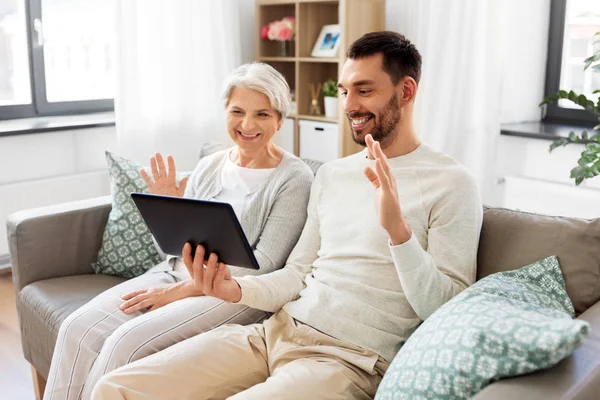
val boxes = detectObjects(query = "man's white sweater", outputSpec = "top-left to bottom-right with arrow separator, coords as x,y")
236,144 -> 483,362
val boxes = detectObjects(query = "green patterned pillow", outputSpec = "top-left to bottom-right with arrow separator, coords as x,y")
93,152 -> 188,278
376,256 -> 589,400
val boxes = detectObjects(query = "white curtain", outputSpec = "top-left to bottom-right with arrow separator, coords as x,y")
115,0 -> 255,170
386,0 -> 550,204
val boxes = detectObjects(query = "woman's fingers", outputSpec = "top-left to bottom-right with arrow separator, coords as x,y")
140,169 -> 153,188
150,156 -> 159,179
120,293 -> 149,312
155,153 -> 167,178
122,298 -> 153,314
178,176 -> 190,196
121,289 -> 147,300
167,155 -> 176,180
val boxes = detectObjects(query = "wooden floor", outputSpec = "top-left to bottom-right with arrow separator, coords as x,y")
0,272 -> 36,399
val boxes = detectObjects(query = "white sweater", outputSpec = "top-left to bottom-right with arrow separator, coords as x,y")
236,144 -> 483,362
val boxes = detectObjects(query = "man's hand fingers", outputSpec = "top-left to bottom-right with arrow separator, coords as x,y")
375,158 -> 392,191
193,245 -> 206,287
203,253 -> 218,294
365,134 -> 375,157
214,262 -> 227,291
364,167 -> 380,189
374,141 -> 393,181
373,140 -> 387,160
182,243 -> 194,273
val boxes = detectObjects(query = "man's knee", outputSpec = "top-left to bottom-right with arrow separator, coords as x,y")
90,372 -> 125,400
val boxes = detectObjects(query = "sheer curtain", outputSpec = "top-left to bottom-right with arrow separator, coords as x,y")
386,0 -> 550,204
115,0 -> 254,170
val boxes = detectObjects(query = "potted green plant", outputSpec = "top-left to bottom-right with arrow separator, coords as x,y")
540,31 -> 600,186
322,79 -> 338,118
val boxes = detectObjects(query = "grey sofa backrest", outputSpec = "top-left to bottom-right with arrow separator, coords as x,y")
477,206 -> 600,315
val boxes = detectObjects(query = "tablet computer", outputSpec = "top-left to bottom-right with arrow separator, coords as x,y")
131,192 -> 259,270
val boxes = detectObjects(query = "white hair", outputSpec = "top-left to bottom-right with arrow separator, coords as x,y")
222,62 -> 291,120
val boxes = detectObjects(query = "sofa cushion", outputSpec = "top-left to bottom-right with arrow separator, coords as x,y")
93,152 -> 190,278
478,207 -> 600,314
93,152 -> 164,278
376,256 -> 589,400
17,274 -> 125,378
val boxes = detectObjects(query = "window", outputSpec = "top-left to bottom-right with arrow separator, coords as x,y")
0,0 -> 115,121
544,0 -> 600,125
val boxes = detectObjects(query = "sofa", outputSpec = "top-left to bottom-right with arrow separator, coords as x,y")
7,197 -> 600,399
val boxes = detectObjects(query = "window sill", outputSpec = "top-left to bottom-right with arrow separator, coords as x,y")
0,112 -> 116,137
500,121 -> 596,141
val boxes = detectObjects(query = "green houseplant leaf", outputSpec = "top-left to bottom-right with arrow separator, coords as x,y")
322,79 -> 338,98
541,31 -> 600,185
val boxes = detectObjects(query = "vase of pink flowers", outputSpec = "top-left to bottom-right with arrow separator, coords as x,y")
261,16 -> 295,57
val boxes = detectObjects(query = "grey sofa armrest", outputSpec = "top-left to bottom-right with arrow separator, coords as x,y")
7,196 -> 112,292
473,301 -> 600,400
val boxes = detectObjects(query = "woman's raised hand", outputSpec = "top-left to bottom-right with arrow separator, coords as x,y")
141,153 -> 189,197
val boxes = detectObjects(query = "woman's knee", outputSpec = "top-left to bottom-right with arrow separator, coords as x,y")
97,319 -> 151,371
56,304 -> 104,353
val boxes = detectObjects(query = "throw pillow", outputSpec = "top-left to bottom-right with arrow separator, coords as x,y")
93,152 -> 189,278
375,256 -> 589,400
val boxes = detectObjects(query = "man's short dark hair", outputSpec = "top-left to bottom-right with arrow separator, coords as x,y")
347,31 -> 422,85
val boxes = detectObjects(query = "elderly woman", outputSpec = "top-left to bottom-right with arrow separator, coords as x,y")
43,62 -> 314,400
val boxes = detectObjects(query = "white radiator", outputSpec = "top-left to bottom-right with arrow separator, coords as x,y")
499,175 -> 600,218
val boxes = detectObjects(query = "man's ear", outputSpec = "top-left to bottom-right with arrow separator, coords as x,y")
398,77 -> 418,106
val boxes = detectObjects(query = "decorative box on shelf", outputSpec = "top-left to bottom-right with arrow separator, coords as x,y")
299,119 -> 339,163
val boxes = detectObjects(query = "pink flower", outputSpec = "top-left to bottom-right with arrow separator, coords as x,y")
262,17 -> 295,42
279,25 -> 293,41
267,22 -> 279,41
260,25 -> 269,40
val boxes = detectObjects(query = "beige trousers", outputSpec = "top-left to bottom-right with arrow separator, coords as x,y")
91,309 -> 388,400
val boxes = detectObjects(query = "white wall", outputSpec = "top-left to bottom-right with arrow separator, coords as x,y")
386,0 -> 600,218
0,127 -> 117,257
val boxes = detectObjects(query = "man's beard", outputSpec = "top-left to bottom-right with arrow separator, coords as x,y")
349,93 -> 401,148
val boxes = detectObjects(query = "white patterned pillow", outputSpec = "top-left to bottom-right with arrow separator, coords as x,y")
375,256 -> 589,400
93,152 -> 189,278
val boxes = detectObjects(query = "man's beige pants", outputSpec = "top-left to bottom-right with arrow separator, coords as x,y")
91,310 -> 388,400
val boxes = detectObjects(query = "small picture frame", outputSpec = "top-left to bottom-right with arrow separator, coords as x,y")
311,24 -> 341,58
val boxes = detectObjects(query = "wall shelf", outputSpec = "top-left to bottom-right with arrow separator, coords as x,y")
256,0 -> 384,158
